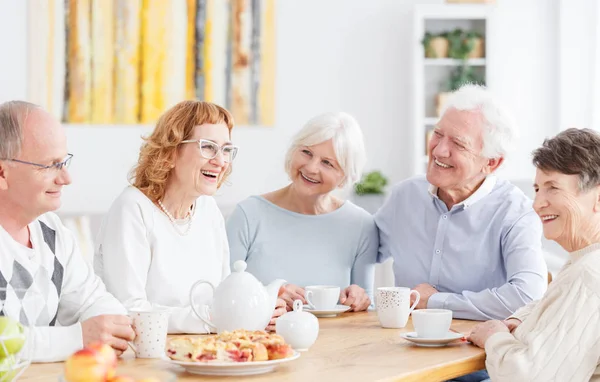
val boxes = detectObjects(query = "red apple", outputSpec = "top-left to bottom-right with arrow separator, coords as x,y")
64,343 -> 117,382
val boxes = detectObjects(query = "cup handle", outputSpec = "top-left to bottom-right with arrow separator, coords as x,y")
305,290 -> 315,309
127,341 -> 138,355
189,280 -> 217,330
409,290 -> 420,312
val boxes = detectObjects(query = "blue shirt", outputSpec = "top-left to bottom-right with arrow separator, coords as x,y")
226,196 -> 378,300
375,175 -> 547,320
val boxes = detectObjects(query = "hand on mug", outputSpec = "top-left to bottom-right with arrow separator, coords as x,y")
81,315 -> 135,356
279,284 -> 307,311
339,285 -> 370,312
266,298 -> 287,332
412,283 -> 438,310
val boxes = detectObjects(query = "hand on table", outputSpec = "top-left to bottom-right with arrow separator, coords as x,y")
266,298 -> 287,332
467,320 -> 509,348
412,283 -> 438,310
339,285 -> 370,312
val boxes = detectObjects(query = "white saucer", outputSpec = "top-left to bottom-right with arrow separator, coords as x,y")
400,331 -> 464,347
302,304 -> 351,317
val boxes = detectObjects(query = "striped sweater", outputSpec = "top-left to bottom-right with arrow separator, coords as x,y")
485,243 -> 600,381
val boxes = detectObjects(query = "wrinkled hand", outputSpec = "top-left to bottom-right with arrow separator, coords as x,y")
278,284 -> 307,311
339,285 -> 371,312
266,298 -> 287,332
502,318 -> 522,333
413,283 -> 438,310
467,320 -> 509,348
81,315 -> 135,356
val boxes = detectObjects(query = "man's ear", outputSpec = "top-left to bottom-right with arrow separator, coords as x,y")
0,162 -> 9,191
483,156 -> 504,175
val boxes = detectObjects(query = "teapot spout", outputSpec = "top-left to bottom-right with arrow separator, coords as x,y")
266,279 -> 287,308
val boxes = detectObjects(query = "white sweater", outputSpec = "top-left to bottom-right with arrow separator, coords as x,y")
0,213 -> 126,362
485,243 -> 600,381
94,187 -> 230,334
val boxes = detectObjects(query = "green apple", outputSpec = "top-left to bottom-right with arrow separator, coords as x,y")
0,355 -> 19,381
0,317 -> 25,357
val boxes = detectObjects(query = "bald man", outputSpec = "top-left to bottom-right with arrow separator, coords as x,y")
0,101 -> 134,362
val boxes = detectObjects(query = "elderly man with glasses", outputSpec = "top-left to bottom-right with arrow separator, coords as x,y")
0,101 -> 134,362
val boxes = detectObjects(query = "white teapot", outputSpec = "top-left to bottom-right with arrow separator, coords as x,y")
189,260 -> 286,333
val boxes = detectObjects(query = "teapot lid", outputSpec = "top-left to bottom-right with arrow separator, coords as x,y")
233,260 -> 247,273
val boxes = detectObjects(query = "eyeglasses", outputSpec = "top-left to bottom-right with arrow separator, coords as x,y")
2,153 -> 73,172
181,139 -> 238,163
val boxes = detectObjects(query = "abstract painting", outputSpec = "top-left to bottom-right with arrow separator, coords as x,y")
27,0 -> 276,126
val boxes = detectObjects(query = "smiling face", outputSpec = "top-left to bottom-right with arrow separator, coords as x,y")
170,123 -> 232,197
426,108 -> 501,196
533,169 -> 600,249
288,139 -> 345,198
0,108 -> 72,219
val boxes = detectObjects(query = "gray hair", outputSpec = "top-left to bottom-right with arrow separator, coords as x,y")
0,101 -> 40,159
440,84 -> 518,159
532,128 -> 600,192
284,112 -> 367,187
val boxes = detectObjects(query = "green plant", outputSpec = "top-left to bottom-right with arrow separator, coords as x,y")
421,32 -> 448,58
354,171 -> 388,195
446,64 -> 485,91
446,28 -> 481,60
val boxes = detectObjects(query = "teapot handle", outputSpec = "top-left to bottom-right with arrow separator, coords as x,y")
189,280 -> 217,331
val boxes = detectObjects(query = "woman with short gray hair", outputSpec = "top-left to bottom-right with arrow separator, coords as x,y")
227,112 -> 378,312
468,128 -> 600,381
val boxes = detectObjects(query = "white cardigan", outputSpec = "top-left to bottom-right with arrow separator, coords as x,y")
485,243 -> 600,381
95,187 -> 230,334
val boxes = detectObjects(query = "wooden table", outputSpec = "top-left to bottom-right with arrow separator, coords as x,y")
21,312 -> 485,382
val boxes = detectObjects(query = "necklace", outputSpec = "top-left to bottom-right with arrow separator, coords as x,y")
157,199 -> 194,236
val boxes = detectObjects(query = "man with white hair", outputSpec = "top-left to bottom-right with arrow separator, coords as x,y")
375,85 -> 547,322
0,101 -> 134,362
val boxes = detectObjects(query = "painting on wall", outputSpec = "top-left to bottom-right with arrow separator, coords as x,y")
27,0 -> 276,126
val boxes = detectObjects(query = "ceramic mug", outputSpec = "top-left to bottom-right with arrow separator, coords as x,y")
128,308 -> 170,358
376,287 -> 420,328
411,309 -> 452,338
305,285 -> 340,310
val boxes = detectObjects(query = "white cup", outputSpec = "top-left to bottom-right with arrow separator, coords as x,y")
411,309 -> 453,338
376,287 -> 419,328
128,308 -> 170,358
304,285 -> 340,310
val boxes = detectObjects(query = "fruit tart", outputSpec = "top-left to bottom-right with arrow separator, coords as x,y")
166,329 -> 293,363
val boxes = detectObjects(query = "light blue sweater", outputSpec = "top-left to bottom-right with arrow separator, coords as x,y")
226,196 -> 378,300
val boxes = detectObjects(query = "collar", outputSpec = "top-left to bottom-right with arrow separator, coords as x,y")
428,175 -> 497,209
569,243 -> 600,263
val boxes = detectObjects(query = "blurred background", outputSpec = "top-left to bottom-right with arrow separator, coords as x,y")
1,0 -> 598,276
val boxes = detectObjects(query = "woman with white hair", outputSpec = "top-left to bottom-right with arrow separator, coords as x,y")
226,112 -> 378,312
468,128 -> 600,382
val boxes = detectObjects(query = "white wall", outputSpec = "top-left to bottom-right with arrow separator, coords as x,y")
0,0 -> 574,215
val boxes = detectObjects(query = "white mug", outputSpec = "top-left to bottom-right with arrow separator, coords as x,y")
128,308 -> 170,358
305,285 -> 340,310
376,287 -> 419,328
411,309 -> 452,338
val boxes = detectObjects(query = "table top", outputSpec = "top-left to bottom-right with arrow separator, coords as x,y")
21,311 -> 485,382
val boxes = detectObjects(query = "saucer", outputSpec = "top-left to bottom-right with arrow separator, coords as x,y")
400,331 -> 464,347
302,304 -> 351,317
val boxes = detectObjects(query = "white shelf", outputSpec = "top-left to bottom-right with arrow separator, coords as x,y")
424,58 -> 486,66
424,117 -> 439,125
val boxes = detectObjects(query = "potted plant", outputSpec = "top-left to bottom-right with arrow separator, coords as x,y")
436,64 -> 486,116
421,32 -> 449,58
446,28 -> 484,60
352,171 -> 389,214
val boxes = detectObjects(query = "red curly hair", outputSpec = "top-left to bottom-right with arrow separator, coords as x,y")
131,100 -> 235,202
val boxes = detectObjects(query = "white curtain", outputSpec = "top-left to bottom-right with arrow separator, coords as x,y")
558,0 -> 600,131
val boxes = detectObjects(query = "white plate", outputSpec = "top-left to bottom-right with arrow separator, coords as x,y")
400,331 -> 464,347
302,304 -> 351,317
169,352 -> 301,376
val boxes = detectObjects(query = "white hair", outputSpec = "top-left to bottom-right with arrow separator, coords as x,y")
284,112 -> 366,187
440,84 -> 518,159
